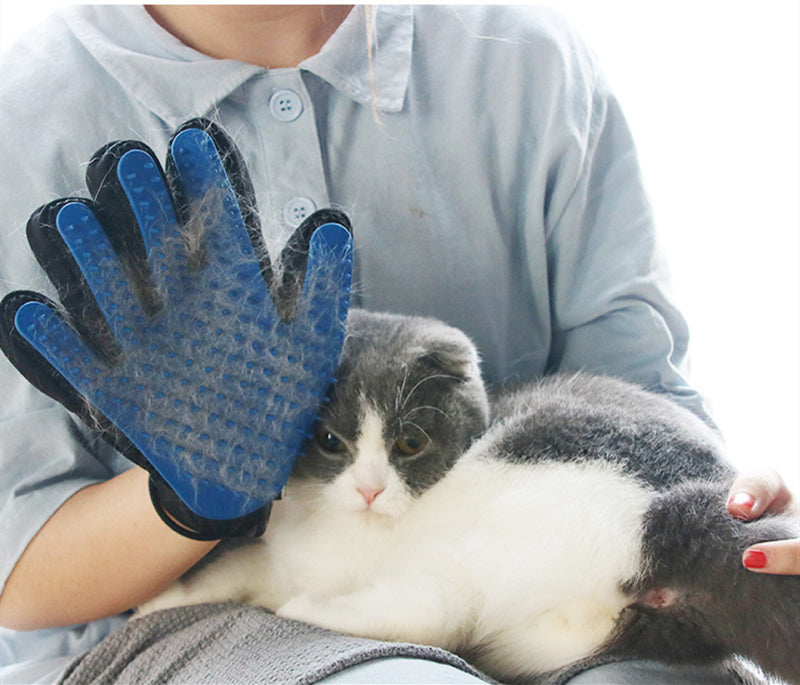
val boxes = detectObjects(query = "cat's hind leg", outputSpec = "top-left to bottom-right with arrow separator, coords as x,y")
609,481 -> 800,684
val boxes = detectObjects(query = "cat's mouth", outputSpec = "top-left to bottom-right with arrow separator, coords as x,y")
357,507 -> 389,519
349,497 -> 402,522
353,500 -> 390,517
350,508 -> 401,529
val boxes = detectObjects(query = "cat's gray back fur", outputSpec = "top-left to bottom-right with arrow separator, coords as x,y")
491,374 -> 734,488
489,374 -> 798,683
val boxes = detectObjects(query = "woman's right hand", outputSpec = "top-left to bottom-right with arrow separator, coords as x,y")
727,469 -> 800,575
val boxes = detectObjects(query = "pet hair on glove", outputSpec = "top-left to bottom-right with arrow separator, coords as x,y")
0,119 -> 353,539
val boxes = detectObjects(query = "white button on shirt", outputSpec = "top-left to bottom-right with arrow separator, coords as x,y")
0,5 -> 705,679
284,196 -> 317,226
269,89 -> 304,122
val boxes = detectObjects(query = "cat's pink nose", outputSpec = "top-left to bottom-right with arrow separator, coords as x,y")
357,486 -> 385,506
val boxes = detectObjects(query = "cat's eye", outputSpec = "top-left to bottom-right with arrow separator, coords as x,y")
315,425 -> 347,454
395,434 -> 429,456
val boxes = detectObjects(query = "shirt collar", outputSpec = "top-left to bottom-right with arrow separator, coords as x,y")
65,5 -> 413,128
301,5 -> 413,113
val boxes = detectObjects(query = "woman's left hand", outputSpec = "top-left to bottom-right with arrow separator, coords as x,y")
727,469 -> 800,575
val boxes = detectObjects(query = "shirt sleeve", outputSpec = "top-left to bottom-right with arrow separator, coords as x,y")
0,12 -> 135,594
0,404 -> 131,589
538,63 -> 711,421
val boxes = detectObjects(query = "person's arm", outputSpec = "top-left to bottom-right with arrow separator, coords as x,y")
0,466 -> 218,631
537,59 -> 707,421
727,469 -> 800,575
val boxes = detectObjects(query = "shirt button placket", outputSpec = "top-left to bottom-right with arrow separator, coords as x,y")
252,75 -> 328,233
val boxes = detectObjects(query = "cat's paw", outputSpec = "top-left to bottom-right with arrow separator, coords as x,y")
276,594 -> 328,625
277,593 -> 367,636
136,587 -> 193,617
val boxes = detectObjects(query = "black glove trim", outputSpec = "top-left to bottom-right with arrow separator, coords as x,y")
148,474 -> 270,540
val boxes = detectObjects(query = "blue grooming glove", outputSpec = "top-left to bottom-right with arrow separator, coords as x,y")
0,120 -> 353,539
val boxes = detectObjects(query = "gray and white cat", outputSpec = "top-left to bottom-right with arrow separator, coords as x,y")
141,309 -> 800,684
140,309 -> 489,614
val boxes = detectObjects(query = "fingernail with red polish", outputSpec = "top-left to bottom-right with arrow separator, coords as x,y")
728,492 -> 755,518
743,549 -> 768,569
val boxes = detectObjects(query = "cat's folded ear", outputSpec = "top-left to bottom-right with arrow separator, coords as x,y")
414,333 -> 482,383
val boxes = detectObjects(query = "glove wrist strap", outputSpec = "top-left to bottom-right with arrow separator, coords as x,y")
148,476 -> 270,540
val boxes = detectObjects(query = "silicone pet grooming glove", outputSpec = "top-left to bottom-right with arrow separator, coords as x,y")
0,120 -> 353,539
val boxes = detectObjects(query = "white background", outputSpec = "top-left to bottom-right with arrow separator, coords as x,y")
2,2 -> 798,491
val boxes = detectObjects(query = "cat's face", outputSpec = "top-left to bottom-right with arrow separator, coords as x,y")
290,310 -> 489,520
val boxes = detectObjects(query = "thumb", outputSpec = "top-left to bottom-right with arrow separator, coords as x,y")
726,469 -> 794,520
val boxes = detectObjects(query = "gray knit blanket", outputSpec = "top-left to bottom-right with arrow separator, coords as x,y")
57,603 -> 492,684
57,603 -> 764,685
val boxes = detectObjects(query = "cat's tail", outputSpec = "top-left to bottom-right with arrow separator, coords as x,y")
606,480 -> 800,684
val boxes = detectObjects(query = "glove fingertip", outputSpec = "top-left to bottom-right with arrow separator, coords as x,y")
14,299 -> 55,339
306,222 -> 354,292
169,127 -> 219,196
0,292 -> 89,414
309,222 -> 353,253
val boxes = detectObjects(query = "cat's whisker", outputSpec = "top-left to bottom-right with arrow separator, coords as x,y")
403,405 -> 450,421
395,364 -> 410,414
399,373 -> 462,411
399,420 -> 431,443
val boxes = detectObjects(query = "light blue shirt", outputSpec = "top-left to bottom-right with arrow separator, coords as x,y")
0,5 -> 705,680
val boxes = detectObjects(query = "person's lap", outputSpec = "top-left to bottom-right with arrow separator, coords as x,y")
53,604 -> 747,685
319,657 -> 743,684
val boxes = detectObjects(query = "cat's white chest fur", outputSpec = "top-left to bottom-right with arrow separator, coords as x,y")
139,483 -> 398,614
279,450 -> 653,680
257,486 -> 397,603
